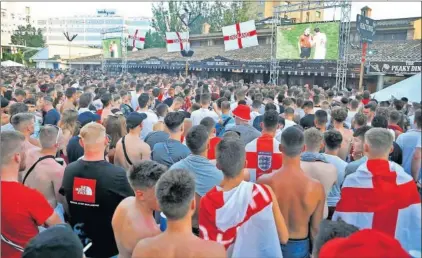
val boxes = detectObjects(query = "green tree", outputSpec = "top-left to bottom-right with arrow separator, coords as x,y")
11,24 -> 45,47
144,30 -> 166,49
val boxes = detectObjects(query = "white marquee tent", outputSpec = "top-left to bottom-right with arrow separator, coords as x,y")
372,73 -> 421,103
1,60 -> 24,67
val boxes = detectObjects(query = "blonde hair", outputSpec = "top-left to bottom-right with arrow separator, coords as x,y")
80,122 -> 106,145
58,109 -> 79,136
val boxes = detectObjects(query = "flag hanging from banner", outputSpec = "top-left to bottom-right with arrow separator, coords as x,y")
127,28 -> 146,50
222,20 -> 258,51
166,32 -> 189,53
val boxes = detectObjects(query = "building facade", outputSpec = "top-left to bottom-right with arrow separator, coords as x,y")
252,1 -> 324,22
36,11 -> 151,47
1,2 -> 34,45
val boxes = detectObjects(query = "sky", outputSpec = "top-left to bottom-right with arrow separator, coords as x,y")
17,1 -> 422,21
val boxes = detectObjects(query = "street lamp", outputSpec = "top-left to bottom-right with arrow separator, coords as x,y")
177,7 -> 200,77
63,32 -> 78,69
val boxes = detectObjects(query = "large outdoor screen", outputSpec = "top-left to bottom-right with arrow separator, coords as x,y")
102,38 -> 122,59
276,22 -> 340,60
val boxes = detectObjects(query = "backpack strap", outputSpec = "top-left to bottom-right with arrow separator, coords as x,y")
23,155 -> 56,185
1,234 -> 24,252
122,136 -> 133,165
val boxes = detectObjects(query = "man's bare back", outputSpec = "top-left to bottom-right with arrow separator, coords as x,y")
301,161 -> 337,219
132,231 -> 226,258
114,134 -> 151,171
336,128 -> 353,161
258,167 -> 325,240
112,197 -> 160,258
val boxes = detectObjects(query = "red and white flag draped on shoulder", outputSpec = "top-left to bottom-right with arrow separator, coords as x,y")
245,134 -> 283,182
165,32 -> 190,53
199,181 -> 282,258
127,28 -> 146,50
222,20 -> 258,51
333,159 -> 421,253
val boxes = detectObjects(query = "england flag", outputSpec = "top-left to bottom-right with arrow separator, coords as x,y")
165,32 -> 189,53
199,181 -> 282,258
333,159 -> 421,253
245,134 -> 283,182
222,20 -> 258,51
127,28 -> 146,50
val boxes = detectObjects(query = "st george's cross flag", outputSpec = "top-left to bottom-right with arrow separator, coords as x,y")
222,20 -> 258,51
165,32 -> 189,52
127,28 -> 146,50
199,181 -> 282,258
333,159 -> 421,253
245,134 -> 283,182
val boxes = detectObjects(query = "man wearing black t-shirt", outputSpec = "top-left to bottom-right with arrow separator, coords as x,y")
60,123 -> 134,257
300,100 -> 316,130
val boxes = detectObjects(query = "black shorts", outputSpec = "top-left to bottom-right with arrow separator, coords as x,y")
300,47 -> 311,58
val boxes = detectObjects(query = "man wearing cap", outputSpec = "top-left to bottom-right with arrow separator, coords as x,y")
226,104 -> 261,145
114,112 -> 151,171
60,123 -> 134,258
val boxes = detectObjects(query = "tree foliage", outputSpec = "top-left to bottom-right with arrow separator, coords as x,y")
148,1 -> 256,48
11,24 -> 45,48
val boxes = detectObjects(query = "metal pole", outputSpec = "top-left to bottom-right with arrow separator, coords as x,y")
358,42 -> 367,92
68,41 -> 71,69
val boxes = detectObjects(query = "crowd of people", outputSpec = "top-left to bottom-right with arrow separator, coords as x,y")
1,67 -> 421,258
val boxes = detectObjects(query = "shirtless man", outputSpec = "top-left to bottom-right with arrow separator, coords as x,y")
60,87 -> 77,113
112,160 -> 166,258
132,169 -> 226,258
11,112 -> 40,150
21,125 -> 66,219
114,112 -> 151,171
330,108 -> 353,160
300,127 -> 337,219
258,127 -> 325,258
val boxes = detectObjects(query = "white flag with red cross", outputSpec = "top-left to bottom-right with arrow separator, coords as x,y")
222,20 -> 258,51
127,28 -> 146,50
165,32 -> 190,53
333,159 -> 421,253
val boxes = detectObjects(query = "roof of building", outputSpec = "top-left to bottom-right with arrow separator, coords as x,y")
71,39 -> 421,64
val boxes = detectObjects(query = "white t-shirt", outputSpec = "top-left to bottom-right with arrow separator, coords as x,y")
313,32 -> 327,59
138,110 -> 158,140
191,108 -> 219,126
346,111 -> 357,125
130,91 -> 141,110
250,111 -> 260,126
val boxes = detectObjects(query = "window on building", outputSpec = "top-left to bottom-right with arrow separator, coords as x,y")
316,11 -> 321,18
306,12 -> 310,22
291,18 -> 296,23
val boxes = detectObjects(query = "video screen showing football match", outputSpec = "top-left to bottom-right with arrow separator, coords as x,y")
276,22 -> 340,60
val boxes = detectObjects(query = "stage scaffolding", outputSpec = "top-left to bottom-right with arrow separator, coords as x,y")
269,0 -> 352,90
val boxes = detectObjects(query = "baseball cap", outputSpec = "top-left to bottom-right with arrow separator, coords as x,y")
232,104 -> 251,121
22,224 -> 83,258
319,229 -> 409,258
78,111 -> 101,127
1,96 -> 9,108
126,112 -> 147,129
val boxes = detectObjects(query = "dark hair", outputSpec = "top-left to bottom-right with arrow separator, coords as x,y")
199,117 -> 216,135
363,90 -> 370,99
313,219 -> 359,257
393,99 -> 404,111
313,95 -> 320,105
389,110 -> 401,124
284,107 -> 295,115
314,27 -> 320,33
263,110 -> 279,130
200,93 -> 211,105
264,102 -> 277,112
100,93 -> 112,107
414,109 -> 421,128
371,115 -> 388,129
353,125 -> 372,138
137,93 -> 149,109
278,116 -> 285,127
303,100 -> 314,109
277,94 -> 285,104
79,93 -> 92,108
164,111 -> 185,132
129,160 -> 167,189
23,98 -> 36,106
315,110 -> 328,125
216,138 -> 246,178
353,112 -> 367,127
401,97 -> 408,102
350,99 -> 359,109
186,125 -> 209,155
152,87 -> 160,97
65,87 -> 76,98
156,103 -> 168,118
280,126 -> 305,157
331,108 -> 348,122
238,100 -> 247,105
14,88 -> 26,97
136,83 -> 144,93
9,102 -> 29,119
324,130 -> 343,150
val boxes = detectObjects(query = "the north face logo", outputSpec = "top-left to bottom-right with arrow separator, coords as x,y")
73,177 -> 96,203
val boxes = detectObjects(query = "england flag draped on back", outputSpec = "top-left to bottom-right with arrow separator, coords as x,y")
127,28 -> 146,50
333,160 -> 421,253
222,20 -> 258,51
166,32 -> 189,52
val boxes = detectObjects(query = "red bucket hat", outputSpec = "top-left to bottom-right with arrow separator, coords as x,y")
232,104 -> 251,121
